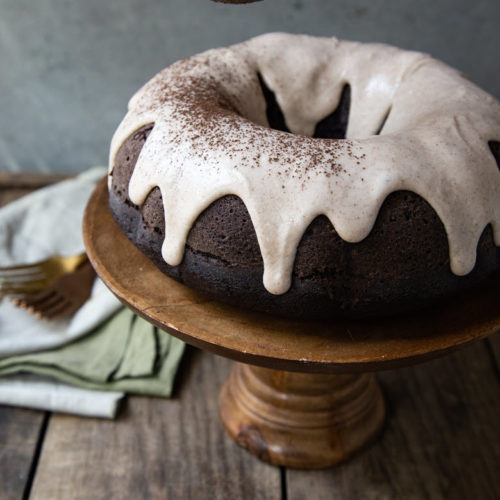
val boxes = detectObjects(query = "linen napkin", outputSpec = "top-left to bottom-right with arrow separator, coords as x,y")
0,167 -> 121,357
0,375 -> 123,419
0,168 -> 185,418
0,307 -> 185,397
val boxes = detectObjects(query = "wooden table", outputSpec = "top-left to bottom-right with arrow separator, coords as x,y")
1,173 -> 499,500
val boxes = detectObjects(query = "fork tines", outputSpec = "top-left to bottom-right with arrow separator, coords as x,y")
8,259 -> 95,320
0,252 -> 88,297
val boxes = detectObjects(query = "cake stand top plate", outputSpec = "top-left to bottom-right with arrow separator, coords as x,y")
83,179 -> 499,373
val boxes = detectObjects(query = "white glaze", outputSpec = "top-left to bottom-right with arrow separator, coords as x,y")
109,33 -> 500,295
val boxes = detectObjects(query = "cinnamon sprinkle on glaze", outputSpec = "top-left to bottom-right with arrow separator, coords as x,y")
109,33 -> 500,295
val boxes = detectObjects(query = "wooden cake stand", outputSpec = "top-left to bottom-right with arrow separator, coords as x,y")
83,180 -> 500,469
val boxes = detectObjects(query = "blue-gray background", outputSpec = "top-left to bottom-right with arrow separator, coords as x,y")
1,0 -> 499,173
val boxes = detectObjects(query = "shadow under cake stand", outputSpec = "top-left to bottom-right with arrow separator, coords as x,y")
83,179 -> 500,469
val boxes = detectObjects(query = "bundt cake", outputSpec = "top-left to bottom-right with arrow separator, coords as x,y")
108,33 -> 500,320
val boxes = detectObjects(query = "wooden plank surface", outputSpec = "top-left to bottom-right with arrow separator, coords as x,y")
30,348 -> 281,500
0,172 -> 71,206
286,339 -> 500,500
0,172 -> 72,189
0,408 -> 47,500
0,173 -> 56,500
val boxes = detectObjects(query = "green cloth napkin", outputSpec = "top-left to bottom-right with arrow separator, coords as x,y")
0,307 -> 185,397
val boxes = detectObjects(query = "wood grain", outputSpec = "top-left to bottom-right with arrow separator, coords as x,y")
30,348 -> 281,500
0,172 -> 71,190
286,340 -> 500,499
0,407 -> 46,500
220,365 -> 385,468
0,178 -> 54,500
0,172 -> 72,207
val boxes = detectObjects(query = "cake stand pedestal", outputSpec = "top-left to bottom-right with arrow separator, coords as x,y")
83,179 -> 500,469
219,364 -> 384,468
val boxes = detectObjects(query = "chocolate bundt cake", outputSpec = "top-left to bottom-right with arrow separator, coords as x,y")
108,33 -> 500,320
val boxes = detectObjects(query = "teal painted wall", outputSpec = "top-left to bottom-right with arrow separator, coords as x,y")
0,0 -> 498,172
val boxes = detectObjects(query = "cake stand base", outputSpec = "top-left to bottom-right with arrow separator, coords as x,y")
219,364 -> 385,468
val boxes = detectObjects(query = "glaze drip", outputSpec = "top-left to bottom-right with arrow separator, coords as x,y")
109,33 -> 500,295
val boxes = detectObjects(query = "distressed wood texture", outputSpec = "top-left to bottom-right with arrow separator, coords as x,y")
0,407 -> 46,500
286,338 -> 500,500
0,172 -> 71,188
0,172 -> 71,206
30,348 -> 281,500
0,173 -> 56,500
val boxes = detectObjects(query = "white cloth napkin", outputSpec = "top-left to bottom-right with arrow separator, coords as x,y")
0,168 -> 124,418
0,375 -> 122,418
0,167 -> 122,357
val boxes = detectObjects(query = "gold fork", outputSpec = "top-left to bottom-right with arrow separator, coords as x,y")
11,259 -> 96,320
0,252 -> 88,297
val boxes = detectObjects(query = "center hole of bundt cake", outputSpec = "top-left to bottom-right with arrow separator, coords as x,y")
257,73 -> 353,139
489,141 -> 500,171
